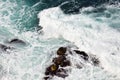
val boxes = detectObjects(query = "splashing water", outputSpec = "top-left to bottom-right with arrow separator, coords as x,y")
0,0 -> 120,80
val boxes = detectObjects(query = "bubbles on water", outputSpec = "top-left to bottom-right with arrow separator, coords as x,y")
0,0 -> 120,80
0,0 -> 40,31
21,73 -> 31,80
38,3 -> 120,79
80,4 -> 120,30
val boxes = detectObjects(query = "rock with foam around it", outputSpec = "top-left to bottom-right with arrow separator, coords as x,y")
57,47 -> 67,55
52,56 -> 66,65
74,50 -> 89,60
8,38 -> 26,45
45,64 -> 59,76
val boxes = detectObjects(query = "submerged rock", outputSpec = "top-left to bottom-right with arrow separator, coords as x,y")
0,44 -> 11,51
44,76 -> 51,80
74,50 -> 89,60
91,56 -> 100,66
56,68 -> 68,78
44,76 -> 49,80
57,47 -> 67,55
75,64 -> 82,69
60,2 -> 81,14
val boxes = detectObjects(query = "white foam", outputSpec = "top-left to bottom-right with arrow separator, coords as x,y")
38,6 -> 120,78
0,1 -> 120,80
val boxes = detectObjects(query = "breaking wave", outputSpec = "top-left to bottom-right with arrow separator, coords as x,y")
0,0 -> 120,80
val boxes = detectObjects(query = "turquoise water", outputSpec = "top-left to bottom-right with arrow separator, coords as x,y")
1,0 -> 119,31
0,0 -> 120,80
0,0 -> 66,30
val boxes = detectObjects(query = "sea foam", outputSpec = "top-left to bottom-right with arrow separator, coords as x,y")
0,1 -> 120,80
38,6 -> 120,79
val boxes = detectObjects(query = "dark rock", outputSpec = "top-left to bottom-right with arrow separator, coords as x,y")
60,60 -> 71,67
45,64 -> 59,76
52,56 -> 66,65
44,76 -> 50,80
57,47 -> 67,55
36,26 -> 43,31
8,38 -> 26,45
74,50 -> 89,60
44,47 -> 71,79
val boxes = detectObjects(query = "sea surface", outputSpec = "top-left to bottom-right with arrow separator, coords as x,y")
0,0 -> 120,80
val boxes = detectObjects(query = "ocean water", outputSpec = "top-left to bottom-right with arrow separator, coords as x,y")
0,0 -> 120,80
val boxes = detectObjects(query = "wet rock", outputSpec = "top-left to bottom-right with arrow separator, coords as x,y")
60,60 -> 71,67
45,64 -> 59,76
0,44 -> 11,51
44,76 -> 50,80
56,68 -> 68,78
44,63 -> 69,79
52,56 -> 66,65
8,38 -> 26,45
44,48 -> 70,79
57,47 -> 67,55
36,25 -> 43,32
52,55 -> 70,67
43,46 -> 102,80
74,50 -> 89,60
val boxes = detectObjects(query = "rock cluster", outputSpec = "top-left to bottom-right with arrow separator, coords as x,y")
44,47 -> 70,80
43,47 -> 100,80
